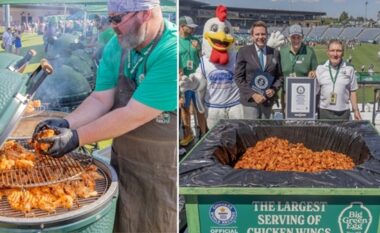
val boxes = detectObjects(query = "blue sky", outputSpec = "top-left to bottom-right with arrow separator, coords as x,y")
200,0 -> 380,20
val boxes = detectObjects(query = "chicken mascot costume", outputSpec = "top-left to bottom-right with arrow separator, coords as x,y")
180,5 -> 241,129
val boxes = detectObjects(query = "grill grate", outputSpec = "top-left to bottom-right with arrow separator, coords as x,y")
0,152 -> 93,188
0,167 -> 109,218
0,139 -> 110,218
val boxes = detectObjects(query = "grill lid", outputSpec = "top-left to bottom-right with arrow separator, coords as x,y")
34,65 -> 91,103
0,60 -> 53,148
0,53 -> 23,70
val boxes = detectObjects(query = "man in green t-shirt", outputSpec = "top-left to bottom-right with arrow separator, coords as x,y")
87,15 -> 115,62
179,16 -> 207,146
95,16 -> 114,60
32,0 -> 176,232
280,24 -> 318,114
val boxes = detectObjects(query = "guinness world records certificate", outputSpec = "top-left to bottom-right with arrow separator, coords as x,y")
286,77 -> 316,120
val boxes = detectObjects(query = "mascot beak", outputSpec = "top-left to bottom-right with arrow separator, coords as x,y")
204,31 -> 235,51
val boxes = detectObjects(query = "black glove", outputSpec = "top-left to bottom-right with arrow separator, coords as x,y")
37,127 -> 79,158
33,118 -> 69,139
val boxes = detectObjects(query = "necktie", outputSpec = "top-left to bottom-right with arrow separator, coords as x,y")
259,48 -> 264,70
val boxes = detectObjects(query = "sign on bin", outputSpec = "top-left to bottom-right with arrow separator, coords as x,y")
199,195 -> 379,233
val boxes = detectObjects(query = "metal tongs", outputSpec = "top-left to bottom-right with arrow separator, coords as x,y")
25,58 -> 54,95
0,59 -> 54,150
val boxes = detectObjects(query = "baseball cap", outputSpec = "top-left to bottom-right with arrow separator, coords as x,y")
179,16 -> 198,28
289,24 -> 303,36
108,0 -> 160,13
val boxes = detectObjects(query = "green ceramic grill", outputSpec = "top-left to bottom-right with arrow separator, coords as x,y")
0,53 -> 23,70
64,54 -> 96,89
0,60 -> 52,147
0,61 -> 118,233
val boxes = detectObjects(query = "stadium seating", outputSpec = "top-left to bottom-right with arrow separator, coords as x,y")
268,26 -> 285,34
357,28 -> 380,42
302,27 -> 311,36
282,26 -> 290,37
307,26 -> 328,40
321,27 -> 344,40
339,27 -> 363,40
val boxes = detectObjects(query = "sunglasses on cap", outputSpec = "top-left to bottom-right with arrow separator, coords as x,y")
108,12 -> 137,24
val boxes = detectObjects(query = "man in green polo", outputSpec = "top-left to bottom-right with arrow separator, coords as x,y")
179,16 -> 207,146
280,24 -> 318,114
94,16 -> 114,61
33,0 -> 177,232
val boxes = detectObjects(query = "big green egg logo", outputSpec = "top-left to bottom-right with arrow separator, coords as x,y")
338,202 -> 372,233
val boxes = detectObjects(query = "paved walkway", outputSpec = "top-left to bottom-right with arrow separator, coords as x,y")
356,103 -> 380,131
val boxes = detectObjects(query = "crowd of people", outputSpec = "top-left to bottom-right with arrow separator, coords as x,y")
1,27 -> 22,54
1,14 -> 115,58
179,16 -> 363,148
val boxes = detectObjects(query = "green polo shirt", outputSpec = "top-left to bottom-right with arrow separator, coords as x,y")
179,35 -> 200,76
95,19 -> 177,111
280,43 -> 318,78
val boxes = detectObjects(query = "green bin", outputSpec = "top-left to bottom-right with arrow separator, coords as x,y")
180,120 -> 380,233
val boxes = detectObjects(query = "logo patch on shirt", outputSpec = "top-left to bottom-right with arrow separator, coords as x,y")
137,74 -> 145,84
208,70 -> 234,88
155,112 -> 171,124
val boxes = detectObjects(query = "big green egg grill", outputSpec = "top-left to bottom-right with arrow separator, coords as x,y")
180,120 -> 380,233
0,63 -> 118,232
0,53 -> 23,70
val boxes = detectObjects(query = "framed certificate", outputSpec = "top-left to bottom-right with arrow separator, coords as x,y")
285,77 -> 316,120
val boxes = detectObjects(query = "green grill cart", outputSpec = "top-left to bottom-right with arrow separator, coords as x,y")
0,61 -> 118,233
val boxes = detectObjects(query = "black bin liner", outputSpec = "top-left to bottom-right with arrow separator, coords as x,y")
180,120 -> 380,188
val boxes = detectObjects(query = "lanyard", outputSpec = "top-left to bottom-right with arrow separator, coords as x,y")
328,61 -> 341,92
289,52 -> 300,73
126,22 -> 164,80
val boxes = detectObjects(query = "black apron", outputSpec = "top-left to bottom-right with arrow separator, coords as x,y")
110,43 -> 177,232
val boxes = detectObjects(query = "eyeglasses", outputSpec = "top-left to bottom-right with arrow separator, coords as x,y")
108,12 -> 137,24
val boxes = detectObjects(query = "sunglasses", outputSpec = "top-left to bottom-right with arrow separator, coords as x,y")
108,12 -> 137,24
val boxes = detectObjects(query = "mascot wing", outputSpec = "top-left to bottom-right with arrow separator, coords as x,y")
267,31 -> 285,49
189,71 -> 207,114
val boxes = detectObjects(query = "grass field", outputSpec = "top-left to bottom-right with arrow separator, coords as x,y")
313,43 -> 380,72
313,43 -> 380,103
0,32 -> 45,73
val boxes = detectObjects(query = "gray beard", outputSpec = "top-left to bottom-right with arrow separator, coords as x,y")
119,23 -> 146,49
